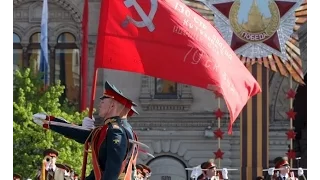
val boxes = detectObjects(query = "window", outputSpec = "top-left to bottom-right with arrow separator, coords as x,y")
13,31 -> 81,110
28,32 -> 49,74
154,78 -> 178,99
55,32 -> 80,107
13,33 -> 23,73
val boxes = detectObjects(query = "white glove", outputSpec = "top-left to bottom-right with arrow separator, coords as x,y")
298,167 -> 304,176
82,117 -> 95,129
190,165 -> 202,179
222,168 -> 228,179
45,162 -> 51,170
268,167 -> 275,176
33,113 -> 47,127
64,171 -> 70,177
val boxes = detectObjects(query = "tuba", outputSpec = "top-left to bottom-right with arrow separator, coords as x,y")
41,155 -> 52,180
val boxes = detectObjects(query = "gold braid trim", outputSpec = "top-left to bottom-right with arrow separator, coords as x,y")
89,127 -> 104,180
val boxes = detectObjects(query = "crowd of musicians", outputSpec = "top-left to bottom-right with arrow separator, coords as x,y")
13,80 -> 307,180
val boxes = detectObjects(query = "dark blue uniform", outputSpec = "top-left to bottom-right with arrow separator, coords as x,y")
48,116 -> 128,180
41,80 -> 139,180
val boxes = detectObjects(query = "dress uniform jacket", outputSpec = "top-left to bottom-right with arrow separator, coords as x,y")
46,116 -> 129,180
197,174 -> 228,180
265,174 -> 306,180
36,168 -> 65,180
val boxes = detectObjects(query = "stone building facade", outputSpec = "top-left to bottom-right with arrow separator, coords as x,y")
13,0 -> 307,179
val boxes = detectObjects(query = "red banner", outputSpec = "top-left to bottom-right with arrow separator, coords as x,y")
94,0 -> 261,134
81,0 -> 89,111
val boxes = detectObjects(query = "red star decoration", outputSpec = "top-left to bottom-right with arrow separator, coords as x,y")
286,129 -> 296,140
286,89 -> 296,99
286,109 -> 297,120
214,148 -> 225,159
214,108 -> 224,119
212,1 -> 296,51
214,91 -> 223,98
286,149 -> 296,159
214,128 -> 225,139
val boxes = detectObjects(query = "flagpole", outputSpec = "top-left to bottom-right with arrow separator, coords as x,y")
81,0 -> 89,111
40,0 -> 48,89
81,68 -> 98,180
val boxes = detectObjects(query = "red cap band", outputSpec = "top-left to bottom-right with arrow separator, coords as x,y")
275,160 -> 289,168
104,90 -> 132,108
46,153 -> 57,157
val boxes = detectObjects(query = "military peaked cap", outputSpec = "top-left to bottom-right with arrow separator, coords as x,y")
43,148 -> 59,157
100,81 -> 139,115
274,156 -> 289,168
201,159 -> 216,169
13,173 -> 22,179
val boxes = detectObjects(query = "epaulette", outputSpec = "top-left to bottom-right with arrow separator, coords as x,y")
118,172 -> 125,180
104,118 -> 117,125
104,118 -> 120,129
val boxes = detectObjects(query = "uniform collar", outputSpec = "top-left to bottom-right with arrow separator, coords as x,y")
280,173 -> 289,179
103,116 -> 121,124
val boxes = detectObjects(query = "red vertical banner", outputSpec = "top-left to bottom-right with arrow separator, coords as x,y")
80,0 -> 89,111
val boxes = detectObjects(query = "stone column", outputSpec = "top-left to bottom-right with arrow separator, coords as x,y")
240,64 -> 269,180
49,46 -> 56,84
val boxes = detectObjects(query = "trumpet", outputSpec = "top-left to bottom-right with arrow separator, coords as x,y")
44,155 -> 52,163
41,155 -> 52,180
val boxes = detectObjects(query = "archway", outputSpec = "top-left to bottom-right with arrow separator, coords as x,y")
147,155 -> 188,180
292,74 -> 307,171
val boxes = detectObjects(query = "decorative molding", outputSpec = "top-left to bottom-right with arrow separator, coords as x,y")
270,23 -> 307,122
269,67 -> 304,122
130,113 -> 240,131
137,139 -> 231,167
298,22 -> 307,68
15,3 -> 80,45
13,0 -> 82,23
52,23 -> 80,43
13,24 -> 25,39
139,75 -> 193,111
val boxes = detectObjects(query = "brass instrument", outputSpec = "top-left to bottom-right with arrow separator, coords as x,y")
41,155 -> 52,180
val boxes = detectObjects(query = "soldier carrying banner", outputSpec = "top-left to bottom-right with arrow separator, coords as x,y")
32,80 -> 143,180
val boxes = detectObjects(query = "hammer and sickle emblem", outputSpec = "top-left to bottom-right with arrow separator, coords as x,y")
122,0 -> 158,32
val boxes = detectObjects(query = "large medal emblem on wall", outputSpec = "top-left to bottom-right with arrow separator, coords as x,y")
201,0 -> 307,83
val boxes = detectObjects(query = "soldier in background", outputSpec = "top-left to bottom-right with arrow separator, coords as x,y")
55,164 -> 71,180
13,173 -> 22,180
196,159 -> 229,180
135,164 -> 151,180
36,148 -> 66,180
266,157 -> 306,180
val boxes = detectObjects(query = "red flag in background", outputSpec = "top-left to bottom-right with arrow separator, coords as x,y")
94,0 -> 262,134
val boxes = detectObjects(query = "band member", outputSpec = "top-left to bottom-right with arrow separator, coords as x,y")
13,173 -> 22,180
55,164 -> 71,180
135,164 -> 151,180
35,148 -> 66,180
74,173 -> 79,180
32,81 -> 139,180
266,157 -> 306,180
63,164 -> 72,180
196,159 -> 229,180
256,176 -> 265,180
